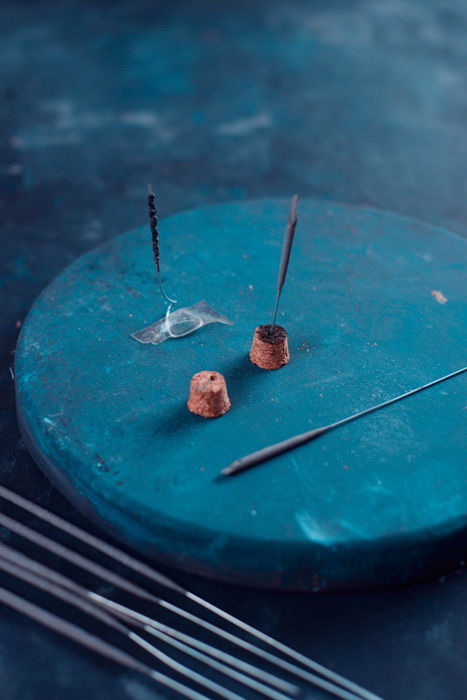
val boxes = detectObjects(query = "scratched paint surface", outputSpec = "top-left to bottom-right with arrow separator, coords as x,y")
16,200 -> 467,590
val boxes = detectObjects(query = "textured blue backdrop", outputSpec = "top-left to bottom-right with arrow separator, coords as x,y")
1,1 -> 467,699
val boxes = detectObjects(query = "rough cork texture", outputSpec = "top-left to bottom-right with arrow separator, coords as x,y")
187,370 -> 231,418
249,324 -> 290,370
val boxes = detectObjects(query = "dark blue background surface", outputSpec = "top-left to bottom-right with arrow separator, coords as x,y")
1,1 -> 466,698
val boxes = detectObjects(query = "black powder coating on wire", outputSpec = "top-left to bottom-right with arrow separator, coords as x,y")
271,195 -> 299,329
257,324 -> 287,344
276,195 -> 299,298
148,184 -> 160,274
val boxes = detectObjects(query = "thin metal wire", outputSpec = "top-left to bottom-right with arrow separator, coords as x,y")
221,367 -> 467,476
92,594 -> 296,695
0,511 -> 158,602
271,295 -> 281,333
0,539 -> 292,694
0,544 -> 293,699
133,629 -> 291,700
0,585 -> 209,700
0,551 -> 244,700
159,279 -> 177,305
93,595 -> 296,700
93,595 -> 366,700
0,485 -> 382,700
0,511 -> 301,698
0,484 -> 184,592
157,596 -> 379,700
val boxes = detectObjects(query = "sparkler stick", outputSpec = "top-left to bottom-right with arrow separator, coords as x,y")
222,367 -> 467,476
147,184 -> 177,304
271,195 -> 299,332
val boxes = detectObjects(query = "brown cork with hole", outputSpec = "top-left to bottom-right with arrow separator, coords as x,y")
187,371 -> 231,418
249,324 -> 290,370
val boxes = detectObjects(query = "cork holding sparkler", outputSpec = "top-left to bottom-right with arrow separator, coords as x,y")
250,324 -> 290,369
250,195 -> 299,370
187,371 -> 231,418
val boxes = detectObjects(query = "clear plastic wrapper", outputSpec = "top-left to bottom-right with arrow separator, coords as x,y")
131,300 -> 233,345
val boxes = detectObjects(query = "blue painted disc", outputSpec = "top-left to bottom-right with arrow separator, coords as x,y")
15,199 -> 467,590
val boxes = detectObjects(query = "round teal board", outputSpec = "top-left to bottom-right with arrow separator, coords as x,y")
15,199 -> 467,591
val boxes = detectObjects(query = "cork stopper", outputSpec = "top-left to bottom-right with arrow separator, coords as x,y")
187,371 -> 231,418
249,324 -> 290,370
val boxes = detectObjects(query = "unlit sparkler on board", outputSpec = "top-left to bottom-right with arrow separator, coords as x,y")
221,367 -> 467,476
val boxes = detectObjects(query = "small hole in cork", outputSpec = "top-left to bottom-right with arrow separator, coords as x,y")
210,374 -> 216,380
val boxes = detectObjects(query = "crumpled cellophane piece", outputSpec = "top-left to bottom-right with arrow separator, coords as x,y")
131,300 -> 233,345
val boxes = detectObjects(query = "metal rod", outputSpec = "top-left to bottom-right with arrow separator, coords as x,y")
0,585 -> 209,700
0,511 -> 158,602
156,598 -> 379,700
94,595 -> 366,700
0,485 -> 381,700
129,633 -> 245,700
93,594 -> 297,700
0,538 -> 290,695
221,367 -> 467,476
0,541 -> 286,698
0,551 -> 243,700
0,511 -> 300,697
142,626 -> 292,700
0,484 -> 184,592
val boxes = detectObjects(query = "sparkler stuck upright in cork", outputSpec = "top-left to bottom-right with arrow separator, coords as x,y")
249,195 -> 299,370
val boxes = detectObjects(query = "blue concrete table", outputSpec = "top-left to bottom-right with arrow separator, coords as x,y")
1,1 -> 467,698
15,199 -> 467,592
